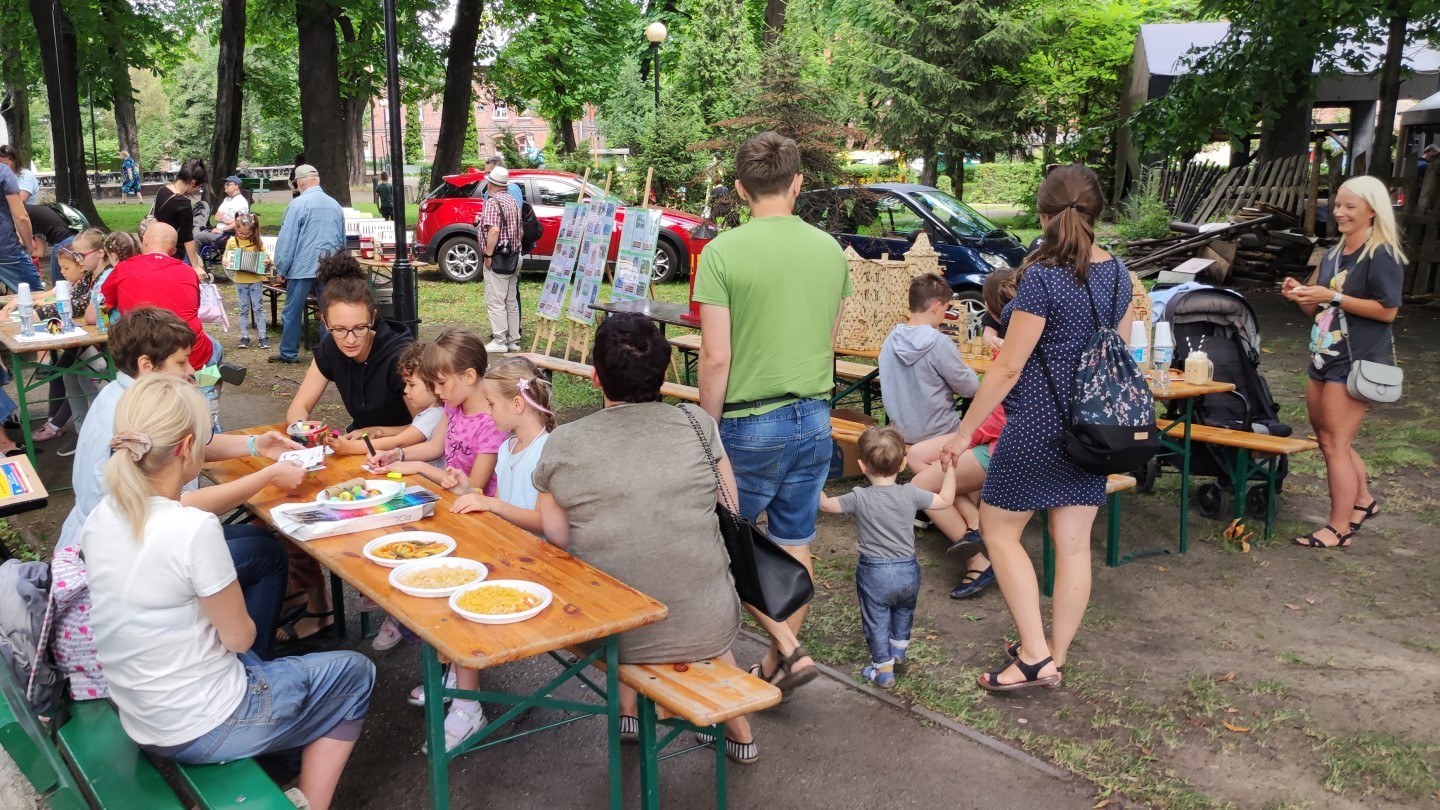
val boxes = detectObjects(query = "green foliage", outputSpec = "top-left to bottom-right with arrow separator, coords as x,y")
165,34 -> 218,162
673,0 -> 760,122
596,66 -> 653,150
493,131 -> 540,170
962,162 -> 1042,205
637,99 -> 710,207
841,163 -> 914,183
404,102 -> 423,164
1114,176 -> 1174,242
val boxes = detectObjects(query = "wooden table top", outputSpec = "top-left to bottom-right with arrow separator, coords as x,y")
669,332 -> 993,375
206,426 -> 668,670
356,257 -> 435,270
1150,376 -> 1235,401
592,299 -> 699,329
0,320 -> 109,354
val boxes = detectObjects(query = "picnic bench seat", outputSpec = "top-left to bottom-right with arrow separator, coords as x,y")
1156,419 -> 1319,540
0,662 -> 288,810
261,282 -> 320,350
666,333 -> 884,411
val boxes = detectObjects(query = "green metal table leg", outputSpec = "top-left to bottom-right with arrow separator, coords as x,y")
1039,510 -> 1054,598
638,695 -> 660,810
1178,398 -> 1194,555
328,571 -> 347,641
11,353 -> 36,473
1264,457 -> 1278,543
713,722 -> 728,809
1106,492 -> 1122,568
1231,449 -> 1249,523
605,636 -> 623,810
421,645 -> 450,810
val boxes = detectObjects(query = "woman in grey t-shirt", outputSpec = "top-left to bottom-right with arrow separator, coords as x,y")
534,313 -> 760,764
1281,176 -> 1404,549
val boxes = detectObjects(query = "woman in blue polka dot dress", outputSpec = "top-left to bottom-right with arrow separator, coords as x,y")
941,165 -> 1135,693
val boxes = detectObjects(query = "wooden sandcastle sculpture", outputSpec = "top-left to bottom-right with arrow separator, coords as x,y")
834,232 -> 978,355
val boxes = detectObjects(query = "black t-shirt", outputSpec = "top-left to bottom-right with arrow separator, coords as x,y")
25,204 -> 72,246
314,319 -> 414,430
153,187 -> 194,250
1309,244 -> 1403,378
981,311 -> 1005,339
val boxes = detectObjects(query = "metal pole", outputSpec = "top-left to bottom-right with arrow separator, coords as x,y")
371,101 -> 379,208
87,74 -> 100,198
383,0 -> 418,335
651,43 -> 661,109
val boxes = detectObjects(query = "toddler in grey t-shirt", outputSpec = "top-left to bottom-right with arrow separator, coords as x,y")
821,426 -> 955,689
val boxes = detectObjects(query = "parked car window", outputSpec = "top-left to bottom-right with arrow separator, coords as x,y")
427,180 -> 479,201
911,190 -> 998,239
536,178 -> 580,206
875,195 -> 927,239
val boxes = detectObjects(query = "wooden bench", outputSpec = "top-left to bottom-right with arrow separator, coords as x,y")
667,333 -> 885,412
1038,475 -> 1138,597
261,283 -> 320,350
1156,419 -> 1319,541
0,666 -> 289,809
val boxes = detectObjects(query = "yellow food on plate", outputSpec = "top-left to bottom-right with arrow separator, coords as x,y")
372,540 -> 448,560
457,586 -> 542,615
399,565 -> 479,590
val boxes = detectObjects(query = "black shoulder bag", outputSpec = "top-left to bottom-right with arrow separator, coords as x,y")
679,405 -> 814,621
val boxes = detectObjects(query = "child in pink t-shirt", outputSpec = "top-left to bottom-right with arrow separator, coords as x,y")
370,328 -> 503,496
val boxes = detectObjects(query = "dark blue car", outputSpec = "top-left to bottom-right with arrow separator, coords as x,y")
797,183 -> 1026,301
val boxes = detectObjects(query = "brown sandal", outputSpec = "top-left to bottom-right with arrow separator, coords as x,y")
773,645 -> 818,692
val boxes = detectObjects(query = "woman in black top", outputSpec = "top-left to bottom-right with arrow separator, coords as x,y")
1281,176 -> 1404,549
152,158 -> 207,271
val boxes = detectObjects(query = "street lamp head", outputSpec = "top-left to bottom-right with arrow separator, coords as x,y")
645,21 -> 667,44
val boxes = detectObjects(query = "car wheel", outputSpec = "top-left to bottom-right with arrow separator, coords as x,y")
651,239 -> 682,284
439,236 -> 482,283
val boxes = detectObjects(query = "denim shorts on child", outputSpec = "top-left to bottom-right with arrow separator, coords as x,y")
720,397 -> 832,545
155,650 -> 375,765
855,556 -> 921,664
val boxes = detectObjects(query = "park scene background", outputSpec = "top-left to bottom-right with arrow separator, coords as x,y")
4,0 -> 1440,808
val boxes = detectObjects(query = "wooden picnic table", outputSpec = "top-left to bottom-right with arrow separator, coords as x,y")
1148,374 -> 1235,558
206,424 -> 668,810
0,320 -> 113,483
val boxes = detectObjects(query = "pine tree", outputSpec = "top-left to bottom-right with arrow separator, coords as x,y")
404,102 -> 423,164
674,0 -> 761,124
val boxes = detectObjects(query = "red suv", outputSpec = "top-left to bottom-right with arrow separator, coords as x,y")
414,168 -> 717,284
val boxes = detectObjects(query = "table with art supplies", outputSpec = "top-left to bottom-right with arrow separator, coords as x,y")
205,423 -> 668,810
0,454 -> 47,558
0,311 -> 113,482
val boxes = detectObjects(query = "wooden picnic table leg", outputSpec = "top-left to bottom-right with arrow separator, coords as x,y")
422,644 -> 451,810
9,352 -> 36,475
604,635 -> 624,810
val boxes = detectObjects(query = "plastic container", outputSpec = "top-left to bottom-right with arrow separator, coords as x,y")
1151,322 -> 1174,391
1128,321 -> 1148,368
91,289 -> 106,334
16,283 -> 34,337
53,281 -> 73,332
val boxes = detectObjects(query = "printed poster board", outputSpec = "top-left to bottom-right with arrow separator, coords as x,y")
535,202 -> 586,320
609,207 -> 663,303
566,199 -> 619,325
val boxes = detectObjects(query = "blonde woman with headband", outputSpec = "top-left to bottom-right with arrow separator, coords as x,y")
1282,175 -> 1404,549
80,375 -> 374,810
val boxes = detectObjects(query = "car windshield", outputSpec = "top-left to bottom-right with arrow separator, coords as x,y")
910,190 -> 998,238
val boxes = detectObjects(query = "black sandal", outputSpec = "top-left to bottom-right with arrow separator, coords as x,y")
978,655 -> 1062,692
1350,500 -> 1380,533
1292,524 -> 1352,549
275,610 -> 336,644
774,645 -> 819,693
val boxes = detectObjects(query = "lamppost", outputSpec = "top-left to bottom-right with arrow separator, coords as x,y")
383,0 -> 418,336
645,21 -> 667,110
86,74 -> 100,198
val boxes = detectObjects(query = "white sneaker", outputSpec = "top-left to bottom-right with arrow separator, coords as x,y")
284,787 -> 311,809
484,340 -> 510,354
507,343 -> 521,353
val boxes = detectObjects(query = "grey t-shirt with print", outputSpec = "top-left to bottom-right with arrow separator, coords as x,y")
837,483 -> 935,560
1309,245 -> 1403,380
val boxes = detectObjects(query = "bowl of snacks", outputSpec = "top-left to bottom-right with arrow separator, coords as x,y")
389,557 -> 488,598
363,532 -> 457,568
316,478 -> 405,510
449,580 -> 553,625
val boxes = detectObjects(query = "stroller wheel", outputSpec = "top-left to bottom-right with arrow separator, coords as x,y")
1245,484 -> 1274,520
1134,457 -> 1162,494
1195,483 -> 1230,520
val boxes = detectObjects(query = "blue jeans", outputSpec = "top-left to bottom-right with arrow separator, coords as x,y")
0,252 -> 42,294
163,650 -> 374,765
48,235 -> 74,283
0,365 -> 15,423
279,277 -> 316,360
855,556 -> 921,664
720,397 -> 832,544
236,282 -> 266,339
224,522 -> 288,661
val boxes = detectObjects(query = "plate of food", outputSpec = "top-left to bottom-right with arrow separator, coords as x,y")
449,580 -> 553,625
389,557 -> 488,598
316,478 -> 405,510
363,532 -> 457,568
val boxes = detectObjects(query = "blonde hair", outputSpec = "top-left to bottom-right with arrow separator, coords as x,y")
484,356 -> 556,431
1332,175 -> 1407,264
104,375 -> 211,537
71,228 -> 105,252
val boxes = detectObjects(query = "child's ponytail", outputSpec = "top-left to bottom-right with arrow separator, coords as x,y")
485,356 -> 556,431
105,375 -> 212,537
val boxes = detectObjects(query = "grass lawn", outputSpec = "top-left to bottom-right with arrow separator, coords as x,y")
89,199 -> 420,237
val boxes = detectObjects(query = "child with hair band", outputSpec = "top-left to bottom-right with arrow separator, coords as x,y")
368,327 -> 503,497
225,213 -> 271,350
406,357 -> 557,751
820,426 -> 955,689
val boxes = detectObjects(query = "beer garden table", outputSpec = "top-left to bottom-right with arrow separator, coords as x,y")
0,320 -> 113,486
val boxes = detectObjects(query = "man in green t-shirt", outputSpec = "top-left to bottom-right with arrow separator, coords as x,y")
375,171 -> 394,221
692,131 -> 852,692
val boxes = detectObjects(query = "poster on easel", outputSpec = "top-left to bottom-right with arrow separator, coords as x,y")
565,199 -> 619,325
536,202 -> 586,320
609,207 -> 662,303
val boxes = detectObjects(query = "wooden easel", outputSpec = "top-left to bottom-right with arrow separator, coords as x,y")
563,318 -> 593,364
530,317 -> 561,355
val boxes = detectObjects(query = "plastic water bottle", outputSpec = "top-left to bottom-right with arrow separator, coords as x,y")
16,283 -> 34,337
1151,322 -> 1174,391
203,383 -> 222,434
1128,321 -> 1149,369
53,280 -> 73,333
91,288 -> 106,334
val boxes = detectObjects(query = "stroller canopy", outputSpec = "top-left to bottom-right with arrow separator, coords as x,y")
1153,286 -> 1262,365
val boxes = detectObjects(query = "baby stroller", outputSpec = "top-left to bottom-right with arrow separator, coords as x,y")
1136,286 -> 1293,520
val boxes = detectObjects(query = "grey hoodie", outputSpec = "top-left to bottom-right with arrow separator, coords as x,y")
878,324 -> 980,444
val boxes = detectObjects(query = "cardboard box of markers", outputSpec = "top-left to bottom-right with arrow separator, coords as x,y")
271,485 -> 440,542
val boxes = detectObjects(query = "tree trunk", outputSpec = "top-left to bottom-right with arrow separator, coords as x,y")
336,14 -> 368,188
1369,7 -> 1409,181
28,0 -> 102,224
556,110 -> 577,154
0,38 -> 31,166
296,0 -> 351,205
430,0 -> 482,180
209,0 -> 246,203
1257,65 -> 1315,163
919,149 -> 938,187
99,0 -> 139,165
947,161 -> 964,201
763,0 -> 787,45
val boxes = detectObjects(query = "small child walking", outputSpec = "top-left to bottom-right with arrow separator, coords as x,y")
226,213 -> 271,350
821,426 -> 955,688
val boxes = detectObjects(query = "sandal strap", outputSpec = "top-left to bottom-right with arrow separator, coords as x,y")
1012,655 -> 1054,681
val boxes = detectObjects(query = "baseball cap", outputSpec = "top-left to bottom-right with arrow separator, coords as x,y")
294,164 -> 319,180
224,175 -> 243,185
487,166 -> 510,186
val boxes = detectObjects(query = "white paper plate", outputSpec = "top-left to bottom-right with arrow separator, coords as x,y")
388,557 -> 488,598
449,580 -> 553,625
316,479 -> 405,510
362,532 -> 457,568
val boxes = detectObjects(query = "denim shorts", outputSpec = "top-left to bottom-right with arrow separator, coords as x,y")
720,397 -> 832,545
161,650 -> 374,765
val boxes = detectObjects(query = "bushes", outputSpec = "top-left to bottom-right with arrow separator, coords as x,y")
962,162 -> 1042,205
1114,188 -> 1174,243
842,163 -> 914,184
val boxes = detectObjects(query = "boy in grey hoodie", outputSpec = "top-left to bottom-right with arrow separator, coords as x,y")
879,273 -> 979,445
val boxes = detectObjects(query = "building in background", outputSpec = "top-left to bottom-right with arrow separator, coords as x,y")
365,87 -> 600,166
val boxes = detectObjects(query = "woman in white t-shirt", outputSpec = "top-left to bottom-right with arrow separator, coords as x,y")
82,375 -> 374,810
